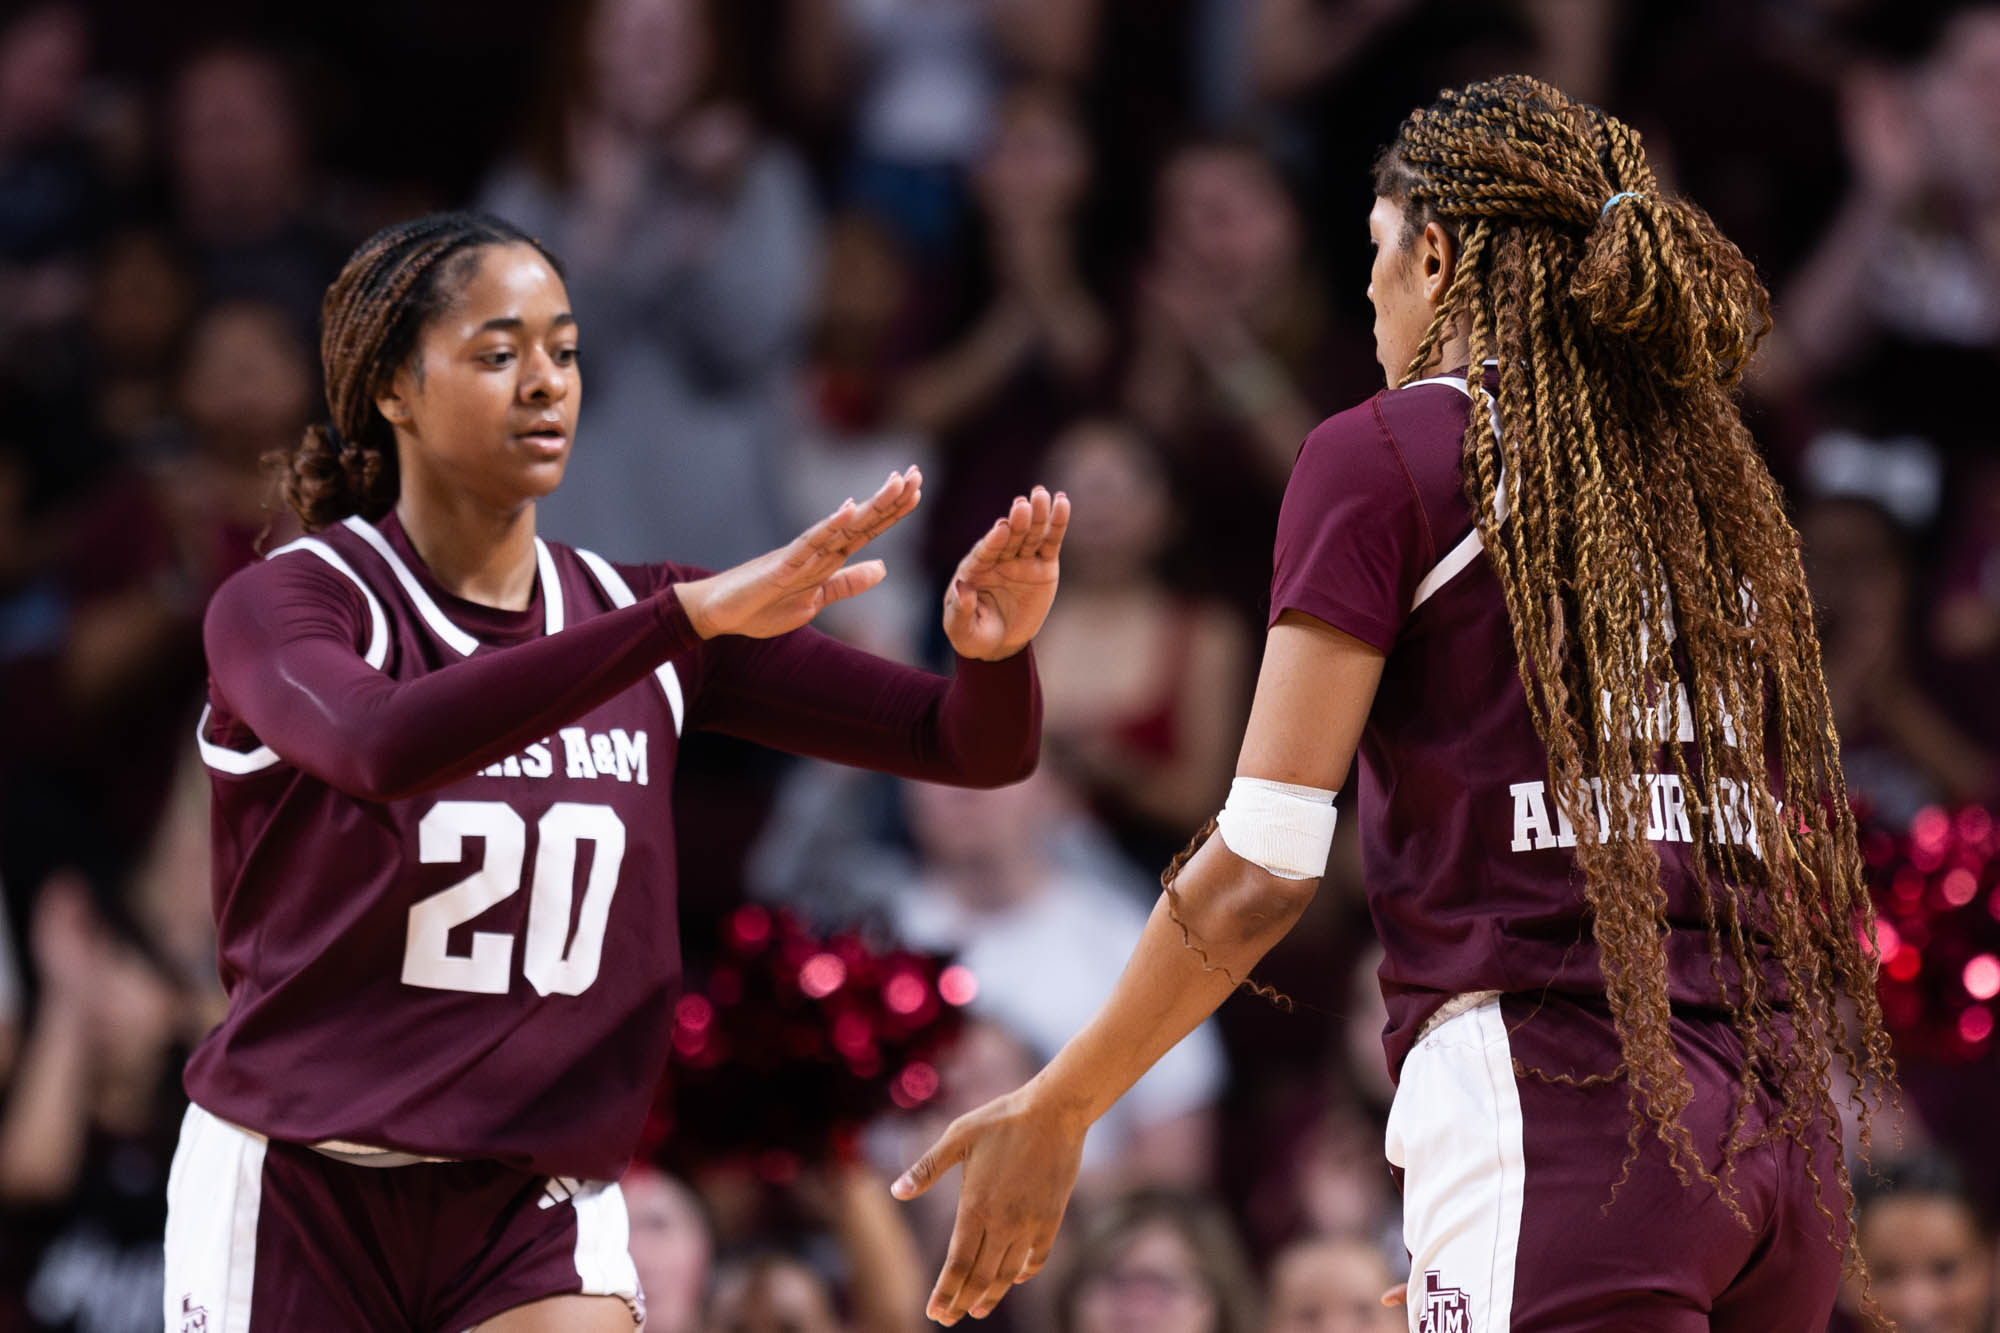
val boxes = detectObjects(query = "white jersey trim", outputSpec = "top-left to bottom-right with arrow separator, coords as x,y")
195,705 -> 280,775
342,515 -> 482,657
535,537 -> 565,636
196,536 -> 392,776
1402,371 -> 1510,614
267,534 -> 391,669
342,518 -> 570,653
574,547 -> 686,736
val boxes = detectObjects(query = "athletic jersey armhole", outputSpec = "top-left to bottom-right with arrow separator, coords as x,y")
195,537 -> 391,777
1392,373 -> 1508,615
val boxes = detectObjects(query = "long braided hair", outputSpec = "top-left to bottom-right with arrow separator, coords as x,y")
1169,74 -> 1893,1268
279,211 -> 561,530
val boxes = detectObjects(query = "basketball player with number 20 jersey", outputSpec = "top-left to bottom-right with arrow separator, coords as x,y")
165,213 -> 1070,1333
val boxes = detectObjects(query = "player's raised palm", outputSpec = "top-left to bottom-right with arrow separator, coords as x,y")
944,486 -> 1070,661
680,468 -> 922,640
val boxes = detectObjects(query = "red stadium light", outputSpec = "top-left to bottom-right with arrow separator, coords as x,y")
938,964 -> 978,1007
799,952 -> 847,998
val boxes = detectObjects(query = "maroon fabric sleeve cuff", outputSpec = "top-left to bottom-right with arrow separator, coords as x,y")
652,582 -> 702,651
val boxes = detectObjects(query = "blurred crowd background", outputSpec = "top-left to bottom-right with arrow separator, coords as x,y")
1,0 -> 1998,1329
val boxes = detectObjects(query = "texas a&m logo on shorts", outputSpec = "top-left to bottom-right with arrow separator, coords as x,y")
178,1295 -> 209,1333
1419,1270 -> 1472,1333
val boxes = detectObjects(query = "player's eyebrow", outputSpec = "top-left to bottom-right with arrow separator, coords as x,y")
476,313 -> 577,333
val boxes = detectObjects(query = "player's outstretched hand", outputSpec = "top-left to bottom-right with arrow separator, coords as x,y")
678,467 -> 921,640
943,485 -> 1069,661
891,1084 -> 1086,1325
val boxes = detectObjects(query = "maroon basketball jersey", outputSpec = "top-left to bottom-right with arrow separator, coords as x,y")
186,511 -> 1037,1179
1270,373 -> 1765,1077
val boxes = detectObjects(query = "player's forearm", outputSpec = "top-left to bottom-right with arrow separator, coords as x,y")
699,633 -> 1041,787
1023,837 -> 1314,1130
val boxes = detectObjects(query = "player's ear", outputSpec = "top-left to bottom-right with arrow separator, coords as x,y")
376,364 -> 417,428
1421,220 -> 1457,306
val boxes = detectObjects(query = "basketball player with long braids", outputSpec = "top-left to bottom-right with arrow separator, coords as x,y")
896,76 -> 1893,1330
163,211 -> 1067,1331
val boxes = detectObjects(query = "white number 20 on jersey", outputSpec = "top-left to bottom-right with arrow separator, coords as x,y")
401,800 -> 627,996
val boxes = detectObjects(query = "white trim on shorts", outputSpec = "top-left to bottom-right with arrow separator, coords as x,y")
165,1103 -> 267,1333
1385,995 -> 1524,1333
573,1182 -> 643,1321
165,1104 -> 643,1331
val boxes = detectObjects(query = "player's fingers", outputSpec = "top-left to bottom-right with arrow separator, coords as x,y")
942,576 -> 972,621
1012,1227 -> 1061,1284
960,516 -> 1014,573
1036,492 -> 1071,560
1381,1282 -> 1407,1308
1025,485 -> 1053,547
963,1239 -> 1023,1320
790,497 -> 861,569
928,1222 -> 988,1325
996,494 -> 1034,561
830,473 -> 907,554
817,560 -> 887,608
892,1123 -> 969,1201
850,468 -> 923,544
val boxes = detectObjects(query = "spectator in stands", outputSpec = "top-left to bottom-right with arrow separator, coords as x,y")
0,871 -> 189,1333
893,769 -> 1226,1197
164,45 -> 343,330
1033,417 -> 1250,867
1757,7 -> 2000,455
1840,1152 -> 1995,1333
1799,462 -> 1996,822
1264,1234 -> 1403,1333
900,82 -> 1112,581
623,1166 -> 714,1333
704,1161 -> 926,1333
481,0 -> 819,570
0,4 -> 99,363
1052,1190 -> 1261,1333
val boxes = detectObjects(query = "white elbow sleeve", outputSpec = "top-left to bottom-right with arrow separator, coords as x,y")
1214,776 -> 1338,880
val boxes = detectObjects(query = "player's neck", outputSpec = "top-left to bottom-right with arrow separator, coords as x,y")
393,490 -> 540,612
1421,328 -> 1474,381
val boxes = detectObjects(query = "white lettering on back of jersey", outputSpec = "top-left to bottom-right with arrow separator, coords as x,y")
480,731 -> 651,786
1509,782 -> 1556,851
1505,773 -> 1762,857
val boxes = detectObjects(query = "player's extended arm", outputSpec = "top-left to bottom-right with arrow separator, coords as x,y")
207,474 -> 924,801
205,561 -> 703,801
890,610 -> 1385,1325
689,630 -> 1043,788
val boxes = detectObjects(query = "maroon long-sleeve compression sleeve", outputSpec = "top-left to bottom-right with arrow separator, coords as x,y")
690,627 -> 1041,787
203,551 -> 702,800
206,546 -> 1041,802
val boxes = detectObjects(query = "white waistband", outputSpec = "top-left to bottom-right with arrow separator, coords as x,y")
308,1138 -> 459,1168
1416,990 -> 1503,1043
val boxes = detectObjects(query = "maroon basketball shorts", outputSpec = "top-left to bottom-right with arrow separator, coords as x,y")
163,1104 -> 642,1332
1385,993 -> 1845,1333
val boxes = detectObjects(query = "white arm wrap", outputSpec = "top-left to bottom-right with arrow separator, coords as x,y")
1214,776 -> 1339,880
